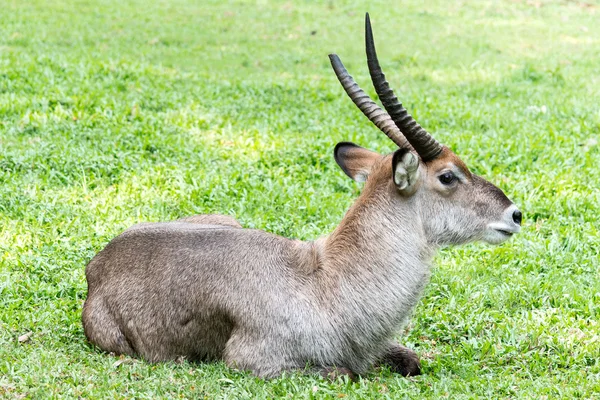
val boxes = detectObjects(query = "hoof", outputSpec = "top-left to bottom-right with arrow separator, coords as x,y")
378,345 -> 422,377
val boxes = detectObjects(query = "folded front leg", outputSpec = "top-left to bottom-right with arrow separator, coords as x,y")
377,342 -> 421,376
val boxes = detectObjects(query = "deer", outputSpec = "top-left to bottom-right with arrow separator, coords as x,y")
82,14 -> 522,380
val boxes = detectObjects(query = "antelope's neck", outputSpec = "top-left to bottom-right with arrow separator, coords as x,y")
317,185 -> 436,333
324,186 -> 434,272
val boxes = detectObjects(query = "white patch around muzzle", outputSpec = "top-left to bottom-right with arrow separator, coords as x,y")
484,204 -> 521,244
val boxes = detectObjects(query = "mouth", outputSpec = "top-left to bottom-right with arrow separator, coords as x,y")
484,223 -> 520,244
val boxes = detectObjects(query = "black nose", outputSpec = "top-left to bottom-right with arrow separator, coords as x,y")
512,209 -> 522,225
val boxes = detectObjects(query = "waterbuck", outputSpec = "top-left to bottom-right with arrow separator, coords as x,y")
82,14 -> 522,379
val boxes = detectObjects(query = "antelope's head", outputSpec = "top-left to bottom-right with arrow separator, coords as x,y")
330,14 -> 521,246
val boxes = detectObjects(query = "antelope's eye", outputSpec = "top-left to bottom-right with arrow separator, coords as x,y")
438,171 -> 456,185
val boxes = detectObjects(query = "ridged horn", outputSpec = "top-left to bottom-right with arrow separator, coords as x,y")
365,13 -> 443,161
329,54 -> 411,149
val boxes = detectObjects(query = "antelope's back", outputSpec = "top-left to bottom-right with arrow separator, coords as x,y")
84,222 -> 303,316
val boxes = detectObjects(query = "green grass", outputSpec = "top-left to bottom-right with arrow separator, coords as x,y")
1,0 -> 599,398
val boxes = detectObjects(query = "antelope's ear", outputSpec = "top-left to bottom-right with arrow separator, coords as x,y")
392,148 -> 420,195
334,142 -> 380,182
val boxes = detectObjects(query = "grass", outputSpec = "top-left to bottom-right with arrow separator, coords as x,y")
1,0 -> 599,398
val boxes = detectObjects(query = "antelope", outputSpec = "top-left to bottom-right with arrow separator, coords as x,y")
82,14 -> 522,380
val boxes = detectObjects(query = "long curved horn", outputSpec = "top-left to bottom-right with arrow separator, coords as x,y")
329,54 -> 411,149
365,13 -> 443,161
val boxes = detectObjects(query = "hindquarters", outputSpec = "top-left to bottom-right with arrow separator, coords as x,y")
82,286 -> 235,362
82,295 -> 134,356
81,224 -> 279,362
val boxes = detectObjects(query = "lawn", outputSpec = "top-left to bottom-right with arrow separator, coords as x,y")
1,0 -> 599,398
